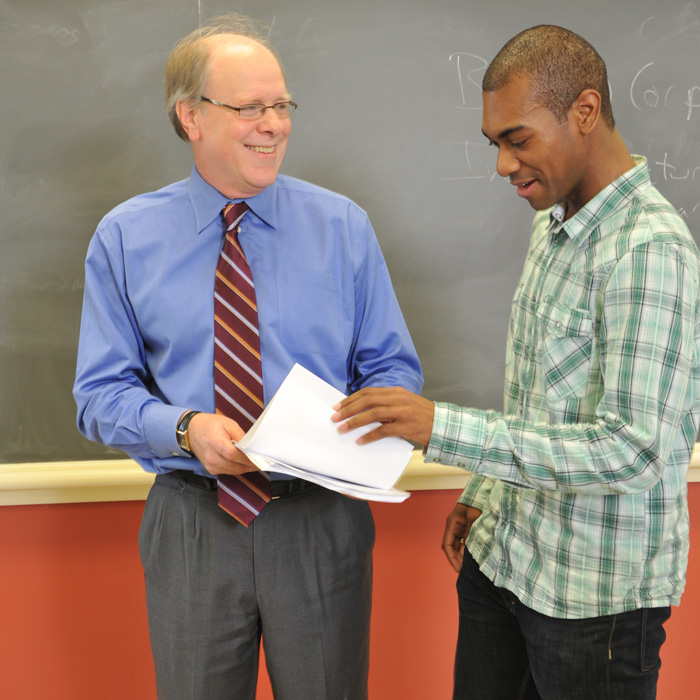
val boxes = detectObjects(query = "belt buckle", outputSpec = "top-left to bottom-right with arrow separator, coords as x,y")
270,479 -> 300,500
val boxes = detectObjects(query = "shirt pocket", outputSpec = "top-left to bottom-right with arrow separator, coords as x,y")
536,296 -> 594,402
276,272 -> 345,354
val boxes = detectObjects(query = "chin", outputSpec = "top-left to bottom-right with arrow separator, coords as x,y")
249,170 -> 281,192
529,196 -> 558,212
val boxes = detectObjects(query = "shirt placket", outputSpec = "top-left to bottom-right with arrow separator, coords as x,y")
498,222 -> 571,578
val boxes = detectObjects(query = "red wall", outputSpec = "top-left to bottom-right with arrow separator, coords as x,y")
1,486 -> 698,699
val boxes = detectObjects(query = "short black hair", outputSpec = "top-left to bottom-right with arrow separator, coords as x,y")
483,25 -> 615,128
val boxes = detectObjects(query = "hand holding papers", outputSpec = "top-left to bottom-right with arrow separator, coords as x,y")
236,364 -> 413,502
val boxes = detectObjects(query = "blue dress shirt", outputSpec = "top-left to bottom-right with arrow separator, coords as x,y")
74,167 -> 423,475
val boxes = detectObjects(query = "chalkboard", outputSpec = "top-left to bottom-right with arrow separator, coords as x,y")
1,0 -> 699,462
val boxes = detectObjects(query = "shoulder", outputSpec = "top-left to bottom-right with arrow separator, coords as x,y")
616,183 -> 698,259
274,174 -> 368,217
97,179 -> 190,233
596,184 -> 700,288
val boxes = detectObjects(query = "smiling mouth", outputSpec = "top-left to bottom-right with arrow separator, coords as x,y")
513,179 -> 537,196
246,145 -> 275,154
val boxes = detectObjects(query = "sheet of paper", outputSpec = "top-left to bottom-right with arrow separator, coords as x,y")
238,363 -> 414,493
243,451 -> 410,503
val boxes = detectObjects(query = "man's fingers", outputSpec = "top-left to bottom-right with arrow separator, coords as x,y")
332,387 -> 434,446
334,406 -> 395,434
333,389 -> 387,421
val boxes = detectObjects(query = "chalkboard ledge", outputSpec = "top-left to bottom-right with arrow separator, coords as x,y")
0,451 -> 475,506
2,449 -> 700,506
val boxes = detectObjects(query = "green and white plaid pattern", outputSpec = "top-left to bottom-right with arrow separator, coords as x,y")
426,157 -> 700,618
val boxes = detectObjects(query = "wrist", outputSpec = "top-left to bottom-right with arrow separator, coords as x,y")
176,410 -> 201,455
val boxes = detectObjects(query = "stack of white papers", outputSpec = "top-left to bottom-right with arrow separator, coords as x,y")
236,364 -> 413,503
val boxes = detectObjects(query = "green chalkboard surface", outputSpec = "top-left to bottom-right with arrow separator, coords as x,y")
1,0 -> 699,461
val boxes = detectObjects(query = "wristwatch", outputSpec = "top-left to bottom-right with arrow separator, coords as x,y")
176,410 -> 201,455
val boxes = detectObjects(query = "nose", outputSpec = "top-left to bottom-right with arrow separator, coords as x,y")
256,107 -> 285,134
496,147 -> 519,178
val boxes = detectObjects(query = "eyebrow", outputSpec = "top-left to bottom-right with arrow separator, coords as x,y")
482,125 -> 527,142
238,93 -> 293,104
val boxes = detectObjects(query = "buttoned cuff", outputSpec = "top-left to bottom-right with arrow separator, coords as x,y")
425,402 -> 487,469
142,401 -> 193,458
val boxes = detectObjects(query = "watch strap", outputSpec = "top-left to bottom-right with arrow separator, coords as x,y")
176,410 -> 201,454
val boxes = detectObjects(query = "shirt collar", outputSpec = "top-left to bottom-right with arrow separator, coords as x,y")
549,155 -> 649,246
187,165 -> 279,234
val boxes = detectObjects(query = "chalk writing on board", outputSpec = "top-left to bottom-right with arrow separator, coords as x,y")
449,52 -> 487,110
26,24 -> 80,45
639,5 -> 700,39
654,153 -> 700,218
440,141 -> 498,182
442,53 -> 490,181
16,275 -> 85,294
655,153 -> 700,181
630,61 -> 700,120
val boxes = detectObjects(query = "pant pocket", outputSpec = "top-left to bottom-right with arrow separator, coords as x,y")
640,607 -> 671,672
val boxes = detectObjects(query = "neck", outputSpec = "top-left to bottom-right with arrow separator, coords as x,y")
595,127 -> 637,185
564,128 -> 636,220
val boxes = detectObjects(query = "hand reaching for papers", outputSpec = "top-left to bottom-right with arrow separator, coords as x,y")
187,412 -> 260,476
331,387 -> 435,447
236,365 -> 415,501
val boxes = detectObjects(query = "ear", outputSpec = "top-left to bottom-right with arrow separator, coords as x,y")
571,89 -> 601,135
176,99 -> 201,142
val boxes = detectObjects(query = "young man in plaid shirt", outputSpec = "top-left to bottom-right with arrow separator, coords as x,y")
333,25 -> 700,700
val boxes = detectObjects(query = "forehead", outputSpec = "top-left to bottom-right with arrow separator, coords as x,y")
204,36 -> 287,96
481,75 -> 549,137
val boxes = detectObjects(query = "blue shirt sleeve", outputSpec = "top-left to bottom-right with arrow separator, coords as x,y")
346,209 -> 423,393
73,220 -> 187,461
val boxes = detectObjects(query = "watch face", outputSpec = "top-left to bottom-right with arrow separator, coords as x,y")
177,428 -> 190,452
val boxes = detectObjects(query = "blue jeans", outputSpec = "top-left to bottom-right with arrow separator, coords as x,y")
454,550 -> 671,700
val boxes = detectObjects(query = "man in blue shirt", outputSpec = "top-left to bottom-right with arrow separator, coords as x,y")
73,13 -> 422,700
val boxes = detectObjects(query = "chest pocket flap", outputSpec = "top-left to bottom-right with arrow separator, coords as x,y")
536,296 -> 594,401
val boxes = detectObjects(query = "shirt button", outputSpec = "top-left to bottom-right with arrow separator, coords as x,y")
457,462 -> 465,468
433,457 -> 441,463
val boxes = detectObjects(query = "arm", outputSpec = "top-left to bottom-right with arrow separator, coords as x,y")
73,224 -> 256,475
73,226 -> 181,459
346,212 -> 423,393
335,242 -> 700,496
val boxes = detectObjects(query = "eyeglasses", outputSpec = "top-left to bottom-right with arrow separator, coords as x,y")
199,96 -> 297,120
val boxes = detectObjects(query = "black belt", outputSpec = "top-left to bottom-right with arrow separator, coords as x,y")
170,470 -> 312,499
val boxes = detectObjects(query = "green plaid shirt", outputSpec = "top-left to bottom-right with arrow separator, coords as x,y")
426,157 -> 700,618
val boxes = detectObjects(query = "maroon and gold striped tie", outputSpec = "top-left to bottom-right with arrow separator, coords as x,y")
214,202 -> 271,526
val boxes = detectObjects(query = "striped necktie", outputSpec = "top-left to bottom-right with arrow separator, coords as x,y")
214,202 -> 271,526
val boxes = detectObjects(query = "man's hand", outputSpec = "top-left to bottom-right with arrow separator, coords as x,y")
442,503 -> 482,573
187,412 -> 259,476
331,387 -> 435,446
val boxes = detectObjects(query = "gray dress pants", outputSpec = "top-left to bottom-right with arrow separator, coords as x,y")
138,472 -> 375,700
